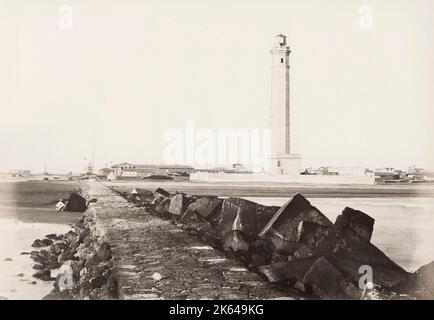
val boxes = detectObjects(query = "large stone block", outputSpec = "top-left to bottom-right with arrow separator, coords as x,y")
258,257 -> 317,284
296,220 -> 331,249
168,193 -> 194,216
65,193 -> 87,212
153,197 -> 170,216
395,261 -> 434,299
314,213 -> 410,288
215,197 -> 279,241
130,188 -> 155,203
197,223 -> 223,250
187,197 -> 223,220
154,188 -> 170,198
334,207 -> 374,242
302,257 -> 360,299
259,194 -> 332,255
412,261 -> 434,298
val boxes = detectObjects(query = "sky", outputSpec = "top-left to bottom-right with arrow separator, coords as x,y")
0,0 -> 433,173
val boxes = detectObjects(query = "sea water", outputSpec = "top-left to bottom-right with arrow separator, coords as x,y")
246,196 -> 434,272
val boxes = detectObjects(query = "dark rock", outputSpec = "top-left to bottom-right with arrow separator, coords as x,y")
31,238 -> 53,248
413,261 -> 434,296
16,273 -> 24,277
184,197 -> 223,221
153,196 -> 171,216
155,187 -> 170,198
258,257 -> 318,284
195,197 -> 278,255
215,197 -> 279,241
89,275 -> 107,289
4,257 -> 12,261
271,252 -> 290,263
314,212 -> 410,288
396,261 -> 434,299
302,257 -> 360,299
41,238 -> 53,247
247,239 -> 274,267
179,208 -> 205,225
31,239 -> 44,248
168,193 -> 194,216
65,192 -> 87,212
259,194 -> 332,255
33,263 -> 46,270
20,252 -> 30,255
85,243 -> 111,267
293,244 -> 314,259
131,188 -> 154,204
45,233 -> 60,240
77,261 -> 112,294
50,240 -> 68,255
30,251 -> 40,259
335,207 -> 375,242
46,261 -> 61,270
31,250 -> 50,264
64,230 -> 78,242
197,223 -> 223,250
297,220 -> 331,248
126,194 -> 141,204
58,249 -> 77,263
33,269 -> 53,281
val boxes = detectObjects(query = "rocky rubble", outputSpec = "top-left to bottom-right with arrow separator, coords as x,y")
118,187 -> 434,300
29,212 -> 118,300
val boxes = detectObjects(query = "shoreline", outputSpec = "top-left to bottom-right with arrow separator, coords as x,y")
0,180 -> 82,300
104,180 -> 434,198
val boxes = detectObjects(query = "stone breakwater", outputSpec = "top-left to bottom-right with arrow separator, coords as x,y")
29,182 -> 296,300
117,186 -> 434,300
28,182 -> 434,300
28,190 -> 117,299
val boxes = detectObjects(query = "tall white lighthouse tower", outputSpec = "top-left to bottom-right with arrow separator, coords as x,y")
270,34 -> 301,175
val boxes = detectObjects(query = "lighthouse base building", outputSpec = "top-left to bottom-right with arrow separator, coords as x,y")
271,154 -> 301,176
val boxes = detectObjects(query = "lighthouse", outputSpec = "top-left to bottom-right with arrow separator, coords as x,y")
270,34 -> 301,175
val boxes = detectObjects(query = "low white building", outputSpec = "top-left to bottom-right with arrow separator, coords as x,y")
326,167 -> 367,177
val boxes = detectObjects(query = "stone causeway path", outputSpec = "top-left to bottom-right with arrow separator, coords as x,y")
85,181 -> 295,300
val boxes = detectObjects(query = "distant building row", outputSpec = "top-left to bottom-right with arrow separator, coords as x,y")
99,162 -> 195,180
302,166 -> 434,183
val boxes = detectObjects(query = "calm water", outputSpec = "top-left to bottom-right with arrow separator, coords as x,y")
246,197 -> 434,272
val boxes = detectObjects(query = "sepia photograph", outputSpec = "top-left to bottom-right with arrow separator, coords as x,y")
0,0 -> 433,309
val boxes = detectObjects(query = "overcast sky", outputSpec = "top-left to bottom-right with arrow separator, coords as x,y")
0,0 -> 433,173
